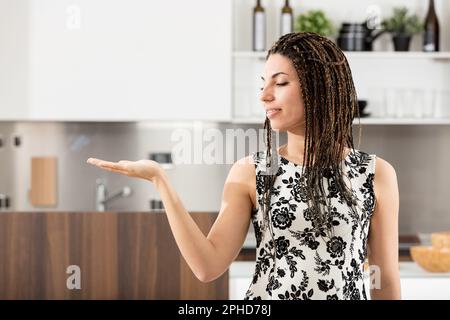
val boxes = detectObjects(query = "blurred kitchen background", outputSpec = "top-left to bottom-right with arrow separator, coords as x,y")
1,0 -> 450,299
1,122 -> 450,236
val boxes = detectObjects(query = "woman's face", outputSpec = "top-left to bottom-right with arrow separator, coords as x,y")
260,53 -> 305,132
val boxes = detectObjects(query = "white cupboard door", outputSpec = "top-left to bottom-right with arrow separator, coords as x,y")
27,0 -> 231,121
0,0 -> 30,120
401,278 -> 450,300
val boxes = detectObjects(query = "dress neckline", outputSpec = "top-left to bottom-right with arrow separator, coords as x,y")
276,148 -> 356,168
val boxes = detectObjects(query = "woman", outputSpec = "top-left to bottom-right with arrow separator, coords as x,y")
87,32 -> 401,300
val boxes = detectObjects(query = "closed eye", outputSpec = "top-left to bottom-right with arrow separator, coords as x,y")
260,82 -> 289,91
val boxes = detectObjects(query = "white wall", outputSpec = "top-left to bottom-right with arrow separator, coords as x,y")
1,0 -> 232,121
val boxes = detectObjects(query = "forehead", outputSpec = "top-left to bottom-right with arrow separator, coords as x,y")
263,53 -> 296,76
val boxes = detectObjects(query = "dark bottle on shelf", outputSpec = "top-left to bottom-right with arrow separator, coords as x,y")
423,0 -> 440,52
280,0 -> 293,36
253,0 -> 266,51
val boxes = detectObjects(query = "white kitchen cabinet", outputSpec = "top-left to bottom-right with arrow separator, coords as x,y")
400,278 -> 450,300
0,0 -> 232,121
229,261 -> 252,299
399,262 -> 450,300
0,0 -> 30,120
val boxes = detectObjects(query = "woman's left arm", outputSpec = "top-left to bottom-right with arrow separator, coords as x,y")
368,157 -> 402,300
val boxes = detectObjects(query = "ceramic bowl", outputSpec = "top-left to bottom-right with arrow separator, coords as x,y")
410,246 -> 450,273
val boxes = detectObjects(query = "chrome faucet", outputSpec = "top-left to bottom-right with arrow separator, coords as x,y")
96,179 -> 132,211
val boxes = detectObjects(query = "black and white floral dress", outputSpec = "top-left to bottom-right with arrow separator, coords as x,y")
244,149 -> 376,300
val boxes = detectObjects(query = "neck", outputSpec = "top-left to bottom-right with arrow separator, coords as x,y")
282,129 -> 350,162
285,130 -> 306,158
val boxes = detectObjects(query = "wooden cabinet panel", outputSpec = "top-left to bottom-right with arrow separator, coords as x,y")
0,212 -> 227,299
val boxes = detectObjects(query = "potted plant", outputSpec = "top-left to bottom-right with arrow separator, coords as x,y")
382,7 -> 423,51
294,10 -> 335,37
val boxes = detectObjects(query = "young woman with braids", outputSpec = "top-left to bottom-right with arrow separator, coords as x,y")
87,32 -> 400,300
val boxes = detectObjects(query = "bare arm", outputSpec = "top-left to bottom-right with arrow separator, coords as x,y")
87,156 -> 255,282
368,157 -> 401,300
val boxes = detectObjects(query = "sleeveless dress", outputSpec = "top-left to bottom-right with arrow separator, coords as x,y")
244,149 -> 377,300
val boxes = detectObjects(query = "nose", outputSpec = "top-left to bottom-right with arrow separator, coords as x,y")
260,86 -> 274,103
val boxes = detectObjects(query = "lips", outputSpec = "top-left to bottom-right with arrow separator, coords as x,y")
266,108 -> 282,118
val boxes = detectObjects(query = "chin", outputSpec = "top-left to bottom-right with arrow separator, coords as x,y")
270,114 -> 305,131
268,120 -> 287,132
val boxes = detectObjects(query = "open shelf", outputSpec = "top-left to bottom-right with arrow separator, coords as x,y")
233,50 -> 450,126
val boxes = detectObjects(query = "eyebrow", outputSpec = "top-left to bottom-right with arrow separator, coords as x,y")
261,72 -> 288,81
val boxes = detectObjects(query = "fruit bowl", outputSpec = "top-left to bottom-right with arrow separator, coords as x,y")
410,246 -> 450,273
431,231 -> 450,249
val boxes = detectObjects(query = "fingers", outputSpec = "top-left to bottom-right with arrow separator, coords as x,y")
86,157 -> 99,165
87,158 -> 128,173
99,166 -> 130,176
87,158 -> 107,166
100,161 -> 125,170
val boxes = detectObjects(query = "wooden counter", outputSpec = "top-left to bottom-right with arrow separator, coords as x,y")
0,212 -> 227,299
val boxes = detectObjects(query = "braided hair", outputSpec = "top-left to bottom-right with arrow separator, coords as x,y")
261,32 -> 362,239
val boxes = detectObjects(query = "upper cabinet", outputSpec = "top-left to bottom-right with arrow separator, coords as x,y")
0,0 -> 30,120
0,0 -> 232,121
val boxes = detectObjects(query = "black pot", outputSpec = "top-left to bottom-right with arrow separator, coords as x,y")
392,34 -> 412,51
337,22 -> 385,51
357,100 -> 370,117
337,32 -> 367,51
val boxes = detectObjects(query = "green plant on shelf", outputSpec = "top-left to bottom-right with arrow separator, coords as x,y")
382,7 -> 423,51
382,7 -> 423,36
294,10 -> 335,37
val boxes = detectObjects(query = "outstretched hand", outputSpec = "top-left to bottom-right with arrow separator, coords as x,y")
86,158 -> 164,182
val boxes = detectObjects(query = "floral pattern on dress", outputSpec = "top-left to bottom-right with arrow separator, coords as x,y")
245,149 -> 376,300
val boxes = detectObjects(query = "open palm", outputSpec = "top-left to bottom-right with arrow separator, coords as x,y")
86,158 -> 163,182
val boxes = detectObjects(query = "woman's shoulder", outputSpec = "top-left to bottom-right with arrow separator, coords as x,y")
223,156 -> 258,213
373,156 -> 397,181
231,150 -> 271,172
229,155 -> 257,180
227,155 -> 258,205
372,155 -> 398,201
